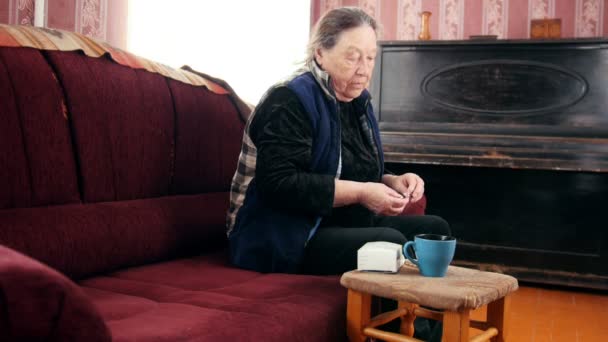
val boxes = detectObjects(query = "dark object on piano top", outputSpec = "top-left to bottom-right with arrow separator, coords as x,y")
469,35 -> 498,40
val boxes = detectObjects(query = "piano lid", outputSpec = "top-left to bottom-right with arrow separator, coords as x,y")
370,39 -> 608,172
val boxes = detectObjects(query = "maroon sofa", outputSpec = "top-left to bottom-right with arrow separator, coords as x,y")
0,43 -> 426,341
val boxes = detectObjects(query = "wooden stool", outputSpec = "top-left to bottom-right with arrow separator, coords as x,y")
341,262 -> 518,342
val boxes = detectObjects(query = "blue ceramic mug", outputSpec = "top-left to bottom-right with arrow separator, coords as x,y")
402,234 -> 456,277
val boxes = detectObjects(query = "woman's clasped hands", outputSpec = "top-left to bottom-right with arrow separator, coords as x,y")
359,173 -> 425,216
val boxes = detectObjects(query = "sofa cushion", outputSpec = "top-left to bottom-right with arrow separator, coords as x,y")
44,50 -> 175,203
81,251 -> 346,341
0,47 -> 80,209
168,79 -> 245,194
0,193 -> 229,279
0,245 -> 111,342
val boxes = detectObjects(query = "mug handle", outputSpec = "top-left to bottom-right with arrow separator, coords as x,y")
403,241 -> 418,266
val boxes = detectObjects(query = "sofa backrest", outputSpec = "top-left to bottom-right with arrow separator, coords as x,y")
0,45 -> 247,278
168,78 -> 246,194
46,51 -> 176,202
43,50 -> 247,202
0,48 -> 81,209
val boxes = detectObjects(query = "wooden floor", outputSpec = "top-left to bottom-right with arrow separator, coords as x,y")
469,283 -> 608,341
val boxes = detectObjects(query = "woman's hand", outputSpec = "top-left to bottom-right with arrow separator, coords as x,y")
358,182 -> 409,216
382,173 -> 425,202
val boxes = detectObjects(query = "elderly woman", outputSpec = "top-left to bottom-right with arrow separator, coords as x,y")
227,7 -> 450,276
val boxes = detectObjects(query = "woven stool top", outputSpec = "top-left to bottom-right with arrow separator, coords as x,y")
341,262 -> 518,311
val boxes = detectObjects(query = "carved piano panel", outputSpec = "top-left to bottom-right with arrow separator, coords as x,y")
371,39 -> 608,172
371,39 -> 608,289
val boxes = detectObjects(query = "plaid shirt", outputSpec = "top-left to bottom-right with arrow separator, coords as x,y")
225,61 -> 335,236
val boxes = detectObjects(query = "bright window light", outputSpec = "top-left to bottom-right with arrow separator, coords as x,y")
128,0 -> 311,105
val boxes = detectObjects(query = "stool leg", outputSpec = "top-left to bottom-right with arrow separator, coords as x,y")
398,301 -> 417,337
346,289 -> 371,342
487,295 -> 510,342
442,309 -> 470,342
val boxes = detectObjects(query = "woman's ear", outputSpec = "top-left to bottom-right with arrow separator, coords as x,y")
314,48 -> 324,66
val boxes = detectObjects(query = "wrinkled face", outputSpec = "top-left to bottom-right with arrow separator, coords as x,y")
315,25 -> 377,102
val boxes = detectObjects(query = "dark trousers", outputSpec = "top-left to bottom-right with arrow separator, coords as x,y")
302,214 -> 451,275
302,214 -> 450,341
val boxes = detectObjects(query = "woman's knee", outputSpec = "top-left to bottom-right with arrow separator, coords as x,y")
375,227 -> 407,245
425,215 -> 451,236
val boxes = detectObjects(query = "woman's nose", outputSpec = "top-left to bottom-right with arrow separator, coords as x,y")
356,62 -> 371,76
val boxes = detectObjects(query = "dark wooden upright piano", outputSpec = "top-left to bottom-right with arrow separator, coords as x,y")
371,38 -> 608,290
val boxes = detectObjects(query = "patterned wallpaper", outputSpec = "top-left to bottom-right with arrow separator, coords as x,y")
75,0 -> 107,40
1,1 -> 604,50
0,0 -> 127,49
0,0 -> 35,25
312,0 -> 607,39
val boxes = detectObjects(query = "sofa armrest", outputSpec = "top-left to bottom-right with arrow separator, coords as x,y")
0,245 -> 111,342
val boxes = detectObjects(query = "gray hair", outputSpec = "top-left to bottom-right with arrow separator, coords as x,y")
306,7 -> 378,65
